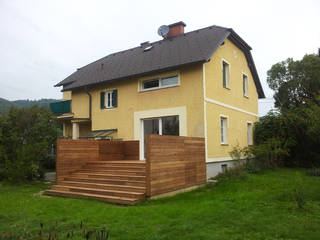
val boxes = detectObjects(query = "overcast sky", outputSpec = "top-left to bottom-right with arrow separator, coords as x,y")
0,0 -> 319,114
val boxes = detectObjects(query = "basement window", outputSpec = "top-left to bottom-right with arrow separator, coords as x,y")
141,75 -> 179,91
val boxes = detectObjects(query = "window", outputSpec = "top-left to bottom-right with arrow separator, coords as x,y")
221,164 -> 228,173
141,75 -> 179,91
220,116 -> 228,144
100,89 -> 118,109
247,122 -> 253,145
243,74 -> 248,97
143,115 -> 179,158
222,61 -> 230,88
143,79 -> 159,89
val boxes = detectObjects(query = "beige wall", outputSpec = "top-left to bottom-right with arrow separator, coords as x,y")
204,39 -> 259,161
71,65 -> 204,140
63,91 -> 72,100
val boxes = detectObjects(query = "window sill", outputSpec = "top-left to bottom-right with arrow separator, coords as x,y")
221,143 -> 229,146
223,86 -> 231,90
103,107 -> 116,110
139,84 -> 179,93
243,95 -> 249,99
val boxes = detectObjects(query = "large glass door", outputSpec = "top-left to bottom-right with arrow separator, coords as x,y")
143,116 -> 179,159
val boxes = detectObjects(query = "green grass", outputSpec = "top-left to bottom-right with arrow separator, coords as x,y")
1,169 -> 320,239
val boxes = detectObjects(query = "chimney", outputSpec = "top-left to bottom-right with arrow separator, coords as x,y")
167,21 -> 186,38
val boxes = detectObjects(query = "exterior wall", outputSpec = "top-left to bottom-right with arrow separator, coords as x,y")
71,90 -> 90,119
204,39 -> 259,162
79,122 -> 91,137
206,160 -> 238,178
63,91 -> 72,100
63,122 -> 72,138
71,65 -> 204,142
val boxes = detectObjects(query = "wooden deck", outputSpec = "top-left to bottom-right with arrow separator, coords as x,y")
46,160 -> 146,205
46,136 -> 206,205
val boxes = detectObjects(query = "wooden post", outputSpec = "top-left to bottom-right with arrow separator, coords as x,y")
145,134 -> 151,197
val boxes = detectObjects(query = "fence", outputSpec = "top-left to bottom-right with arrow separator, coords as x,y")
56,138 -> 139,183
145,134 -> 206,197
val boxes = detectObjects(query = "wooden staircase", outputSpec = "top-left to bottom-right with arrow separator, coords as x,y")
45,160 -> 146,205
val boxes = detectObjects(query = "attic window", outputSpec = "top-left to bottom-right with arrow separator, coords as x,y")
143,45 -> 153,52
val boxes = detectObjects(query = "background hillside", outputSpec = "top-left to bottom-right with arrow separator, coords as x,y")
0,98 -> 59,115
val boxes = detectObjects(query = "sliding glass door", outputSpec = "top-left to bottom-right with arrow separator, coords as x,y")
143,116 -> 179,159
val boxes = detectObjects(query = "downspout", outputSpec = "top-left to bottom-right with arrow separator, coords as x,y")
84,87 -> 92,120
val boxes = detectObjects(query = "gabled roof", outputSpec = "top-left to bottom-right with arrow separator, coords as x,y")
55,25 -> 265,98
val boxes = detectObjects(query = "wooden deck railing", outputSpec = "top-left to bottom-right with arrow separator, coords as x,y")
145,135 -> 206,197
56,139 -> 139,183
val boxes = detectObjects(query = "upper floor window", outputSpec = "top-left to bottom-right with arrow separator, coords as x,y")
141,75 -> 179,91
222,60 -> 230,88
243,74 -> 248,97
100,89 -> 118,109
220,116 -> 228,144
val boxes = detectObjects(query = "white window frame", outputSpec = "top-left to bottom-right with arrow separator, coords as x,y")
242,73 -> 248,97
105,90 -> 114,109
140,75 -> 180,92
247,121 -> 253,145
220,115 -> 229,145
222,59 -> 230,89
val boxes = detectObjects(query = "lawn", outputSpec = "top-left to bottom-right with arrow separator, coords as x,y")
0,168 -> 320,239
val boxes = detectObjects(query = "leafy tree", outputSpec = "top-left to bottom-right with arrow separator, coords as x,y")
267,54 -> 320,111
0,106 -> 62,182
253,53 -> 320,168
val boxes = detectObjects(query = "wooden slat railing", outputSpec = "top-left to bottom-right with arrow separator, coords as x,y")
56,139 -> 140,183
145,135 -> 206,197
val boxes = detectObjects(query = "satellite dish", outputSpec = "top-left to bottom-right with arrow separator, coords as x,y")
157,25 -> 169,38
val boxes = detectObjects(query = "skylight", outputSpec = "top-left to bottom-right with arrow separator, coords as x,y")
143,45 -> 153,52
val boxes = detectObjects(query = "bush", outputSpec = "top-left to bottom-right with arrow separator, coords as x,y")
0,221 -> 109,240
0,106 -> 62,182
307,168 -> 320,177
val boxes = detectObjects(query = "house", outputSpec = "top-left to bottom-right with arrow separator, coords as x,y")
48,22 -> 264,203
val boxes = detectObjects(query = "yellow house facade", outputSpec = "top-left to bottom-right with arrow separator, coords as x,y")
53,22 -> 264,178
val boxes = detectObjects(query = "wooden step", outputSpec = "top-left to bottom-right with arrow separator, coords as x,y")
85,165 -> 146,171
51,185 -> 145,200
45,190 -> 140,205
70,173 -> 146,181
63,177 -> 146,187
76,169 -> 146,176
86,161 -> 145,168
58,181 -> 146,193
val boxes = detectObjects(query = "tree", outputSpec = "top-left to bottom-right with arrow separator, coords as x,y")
0,106 -> 62,182
254,53 -> 320,168
267,54 -> 320,111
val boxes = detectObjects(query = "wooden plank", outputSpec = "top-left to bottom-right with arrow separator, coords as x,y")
145,134 -> 206,197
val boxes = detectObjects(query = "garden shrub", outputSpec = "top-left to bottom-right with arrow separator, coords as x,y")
0,221 -> 109,240
0,106 -> 62,182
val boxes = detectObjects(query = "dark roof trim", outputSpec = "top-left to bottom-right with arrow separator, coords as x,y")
61,59 -> 206,92
226,31 -> 265,99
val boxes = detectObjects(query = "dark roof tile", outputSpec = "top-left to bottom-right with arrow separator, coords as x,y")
55,25 -> 265,98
